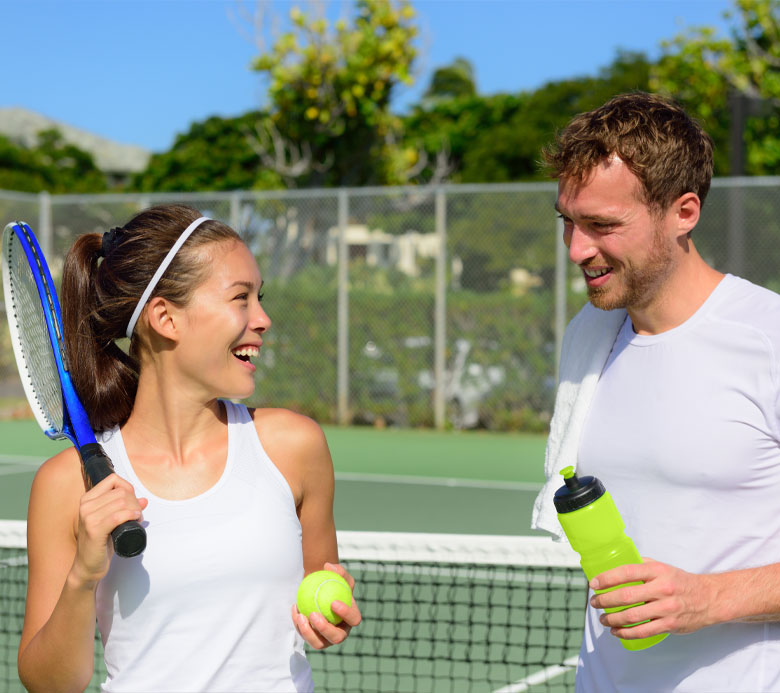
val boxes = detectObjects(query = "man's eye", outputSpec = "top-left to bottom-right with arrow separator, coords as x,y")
257,292 -> 265,302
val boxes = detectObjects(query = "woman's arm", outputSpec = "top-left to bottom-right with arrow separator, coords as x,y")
19,448 -> 145,692
254,409 -> 362,648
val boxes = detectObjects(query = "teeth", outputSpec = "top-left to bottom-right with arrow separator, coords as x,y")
584,268 -> 609,278
232,346 -> 259,357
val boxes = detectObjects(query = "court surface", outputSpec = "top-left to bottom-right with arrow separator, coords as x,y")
0,419 -> 548,536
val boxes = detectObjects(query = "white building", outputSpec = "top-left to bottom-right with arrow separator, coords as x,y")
326,224 -> 442,277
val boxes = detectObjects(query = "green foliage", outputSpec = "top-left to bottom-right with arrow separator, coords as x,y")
245,270 -> 557,431
130,112 -> 284,192
127,36 -> 655,191
247,281 -> 339,422
423,57 -> 477,102
651,0 -> 780,175
250,0 -> 418,187
446,190 -> 558,292
0,129 -> 107,193
403,50 -> 651,184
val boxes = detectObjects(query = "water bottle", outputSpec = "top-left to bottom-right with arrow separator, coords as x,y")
554,465 -> 667,651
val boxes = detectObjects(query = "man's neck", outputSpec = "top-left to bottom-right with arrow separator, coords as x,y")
628,249 -> 724,336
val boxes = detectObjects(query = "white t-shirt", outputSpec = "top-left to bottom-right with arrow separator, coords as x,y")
95,400 -> 313,693
576,274 -> 780,692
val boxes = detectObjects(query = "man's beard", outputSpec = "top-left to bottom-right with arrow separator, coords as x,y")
587,225 -> 674,311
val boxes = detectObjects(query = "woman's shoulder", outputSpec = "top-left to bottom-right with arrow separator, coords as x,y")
249,407 -> 327,450
28,447 -> 83,537
33,447 -> 83,492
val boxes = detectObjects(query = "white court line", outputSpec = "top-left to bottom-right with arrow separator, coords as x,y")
493,655 -> 579,693
0,455 -> 45,476
334,472 -> 541,492
0,465 -> 39,477
0,454 -> 45,466
0,460 -> 544,489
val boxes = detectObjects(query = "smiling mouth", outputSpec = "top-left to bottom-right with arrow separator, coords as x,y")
583,267 -> 611,278
232,346 -> 259,362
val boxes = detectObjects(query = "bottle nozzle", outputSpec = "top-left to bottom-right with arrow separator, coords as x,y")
560,466 -> 581,490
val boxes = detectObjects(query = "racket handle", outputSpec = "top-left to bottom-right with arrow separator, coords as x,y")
79,443 -> 147,558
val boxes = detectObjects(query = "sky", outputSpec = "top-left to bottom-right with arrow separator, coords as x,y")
0,0 -> 735,153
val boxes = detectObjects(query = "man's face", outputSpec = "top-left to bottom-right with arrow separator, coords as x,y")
556,158 -> 677,312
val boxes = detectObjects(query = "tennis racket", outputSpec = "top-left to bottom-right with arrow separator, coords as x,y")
1,220 -> 146,558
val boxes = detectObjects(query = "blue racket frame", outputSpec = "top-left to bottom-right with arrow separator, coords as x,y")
9,221 -> 96,446
3,221 -> 146,557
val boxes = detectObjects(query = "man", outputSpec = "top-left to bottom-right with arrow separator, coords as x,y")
533,92 -> 780,691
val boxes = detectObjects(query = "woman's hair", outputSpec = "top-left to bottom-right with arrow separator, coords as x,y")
542,91 -> 714,213
61,204 -> 241,431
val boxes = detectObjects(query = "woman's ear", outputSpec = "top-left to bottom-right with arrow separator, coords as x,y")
145,296 -> 182,342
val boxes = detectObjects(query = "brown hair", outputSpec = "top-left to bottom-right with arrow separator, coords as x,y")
61,204 -> 242,431
542,91 -> 714,212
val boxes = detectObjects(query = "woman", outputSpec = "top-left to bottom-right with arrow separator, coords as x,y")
18,204 -> 360,692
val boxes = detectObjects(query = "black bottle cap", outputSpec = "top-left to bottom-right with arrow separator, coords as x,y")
553,467 -> 606,513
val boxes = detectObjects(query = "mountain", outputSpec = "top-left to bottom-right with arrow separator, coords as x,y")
0,107 -> 151,174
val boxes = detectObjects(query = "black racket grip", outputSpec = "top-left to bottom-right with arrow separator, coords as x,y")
80,443 -> 147,558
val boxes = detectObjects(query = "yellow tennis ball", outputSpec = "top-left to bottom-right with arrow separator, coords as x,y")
296,570 -> 353,625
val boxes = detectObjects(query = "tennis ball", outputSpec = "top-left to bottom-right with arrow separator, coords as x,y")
296,570 -> 353,625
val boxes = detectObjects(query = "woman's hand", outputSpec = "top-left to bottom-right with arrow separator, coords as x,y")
292,562 -> 363,650
71,474 -> 147,586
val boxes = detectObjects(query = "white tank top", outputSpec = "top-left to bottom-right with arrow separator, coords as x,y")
95,400 -> 313,692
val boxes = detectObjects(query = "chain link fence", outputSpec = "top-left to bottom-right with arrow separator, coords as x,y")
1,178 -> 779,430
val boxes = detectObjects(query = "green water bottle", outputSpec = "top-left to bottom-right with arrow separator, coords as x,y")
554,465 -> 667,651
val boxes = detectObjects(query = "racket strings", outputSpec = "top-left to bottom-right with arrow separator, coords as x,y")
5,231 -> 64,434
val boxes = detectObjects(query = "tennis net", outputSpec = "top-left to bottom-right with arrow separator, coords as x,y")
0,522 -> 586,692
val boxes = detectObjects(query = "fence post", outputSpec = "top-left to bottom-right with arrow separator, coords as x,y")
727,179 -> 745,277
39,191 -> 52,259
337,189 -> 349,425
554,214 -> 567,384
230,191 -> 241,233
434,188 -> 447,430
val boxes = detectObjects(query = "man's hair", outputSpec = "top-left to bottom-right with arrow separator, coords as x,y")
542,91 -> 714,211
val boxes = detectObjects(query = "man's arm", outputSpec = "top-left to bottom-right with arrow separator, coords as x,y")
589,559 -> 780,640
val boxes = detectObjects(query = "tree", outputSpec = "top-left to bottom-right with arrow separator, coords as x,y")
423,57 -> 477,102
248,0 -> 419,187
0,129 -> 107,193
651,0 -> 780,175
402,50 -> 651,185
130,112 -> 283,192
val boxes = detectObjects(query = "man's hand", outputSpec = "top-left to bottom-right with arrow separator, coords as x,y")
589,559 -> 719,640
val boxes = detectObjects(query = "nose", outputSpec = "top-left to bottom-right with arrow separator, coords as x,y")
565,224 -> 597,266
251,302 -> 271,332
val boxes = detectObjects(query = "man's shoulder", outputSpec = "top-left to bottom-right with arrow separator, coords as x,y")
716,274 -> 780,322
711,275 -> 780,347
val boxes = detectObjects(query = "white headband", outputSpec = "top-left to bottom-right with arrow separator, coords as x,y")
125,216 -> 211,339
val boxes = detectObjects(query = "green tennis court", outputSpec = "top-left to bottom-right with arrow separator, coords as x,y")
0,419 -> 548,536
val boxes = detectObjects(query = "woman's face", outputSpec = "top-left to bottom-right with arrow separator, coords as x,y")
174,239 -> 270,401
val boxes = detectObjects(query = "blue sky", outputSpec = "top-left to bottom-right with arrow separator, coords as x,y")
1,0 -> 733,153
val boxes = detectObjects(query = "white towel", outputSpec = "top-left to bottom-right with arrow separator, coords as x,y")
531,302 -> 627,540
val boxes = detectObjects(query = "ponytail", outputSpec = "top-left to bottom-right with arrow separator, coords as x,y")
61,234 -> 138,431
